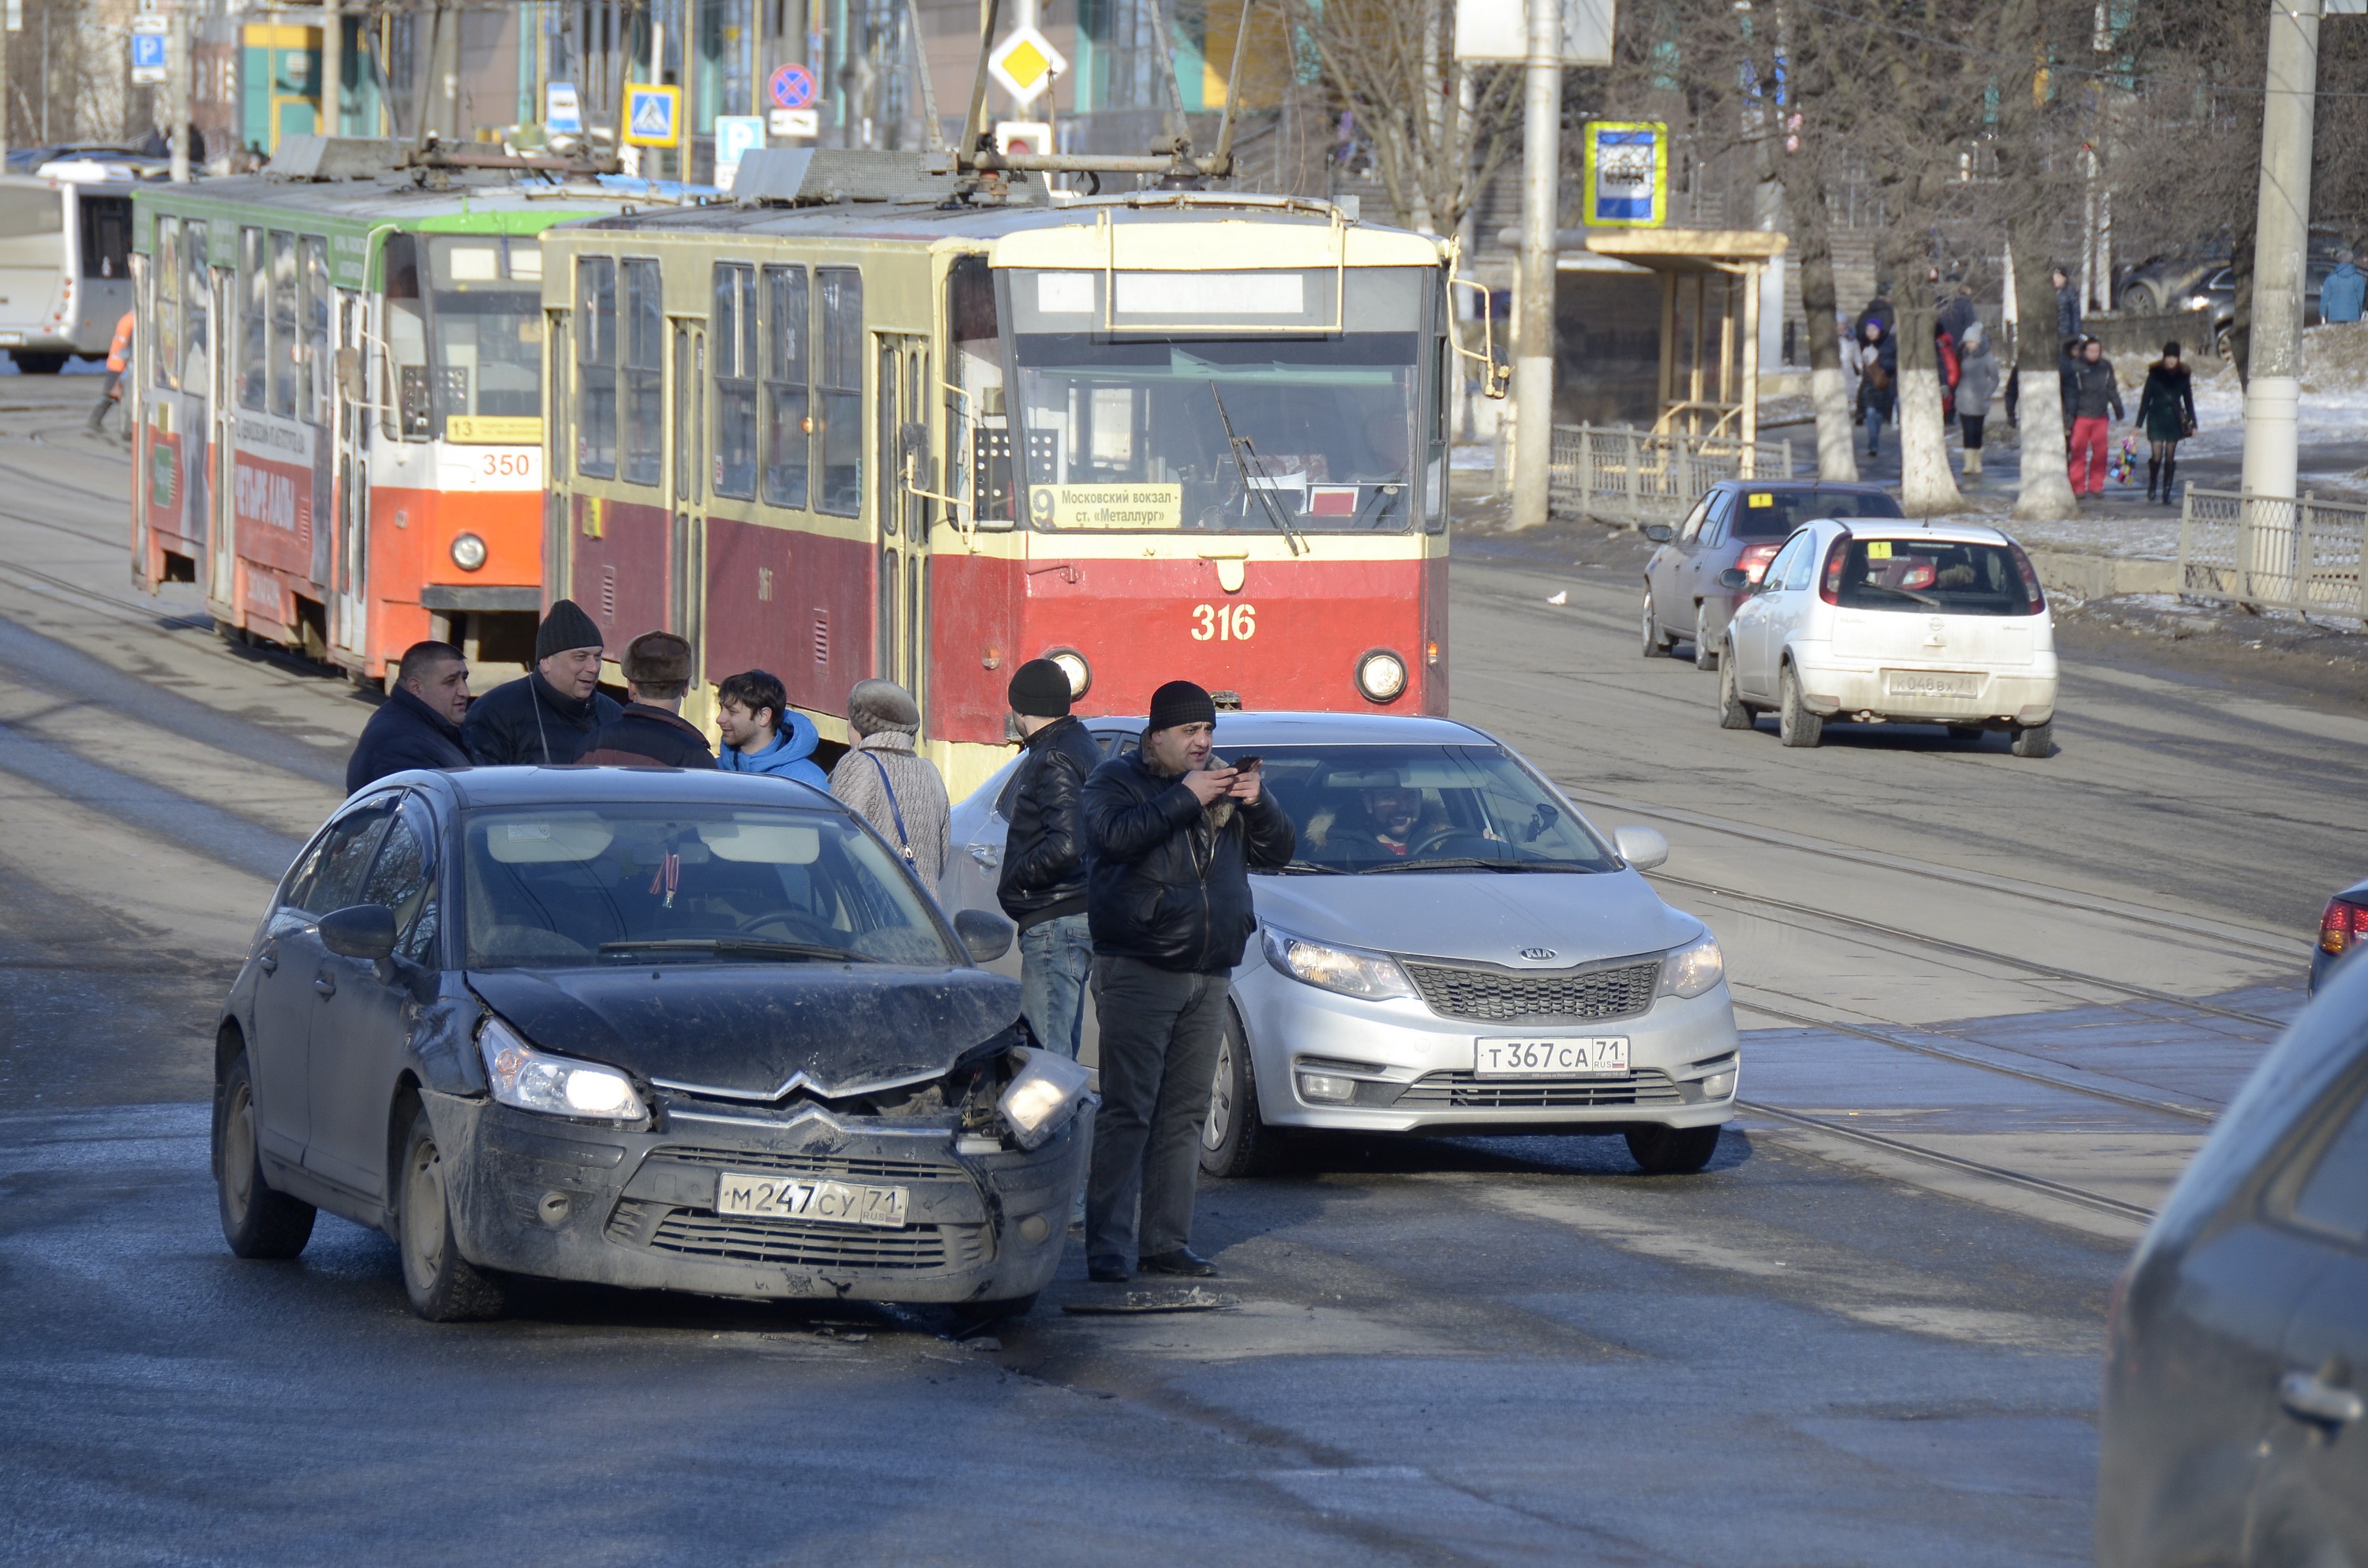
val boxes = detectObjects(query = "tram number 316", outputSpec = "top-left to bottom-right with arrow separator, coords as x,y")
1190,603 -> 1257,642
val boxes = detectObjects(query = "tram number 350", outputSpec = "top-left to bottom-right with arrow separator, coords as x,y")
1190,603 -> 1257,642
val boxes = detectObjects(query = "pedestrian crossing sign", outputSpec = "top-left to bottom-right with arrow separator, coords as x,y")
623,84 -> 681,148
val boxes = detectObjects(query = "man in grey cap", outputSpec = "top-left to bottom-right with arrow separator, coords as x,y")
828,679 -> 949,883
1080,679 -> 1294,1283
998,659 -> 1103,1061
462,599 -> 624,765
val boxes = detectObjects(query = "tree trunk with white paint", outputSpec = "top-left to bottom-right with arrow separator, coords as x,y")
1895,296 -> 1961,515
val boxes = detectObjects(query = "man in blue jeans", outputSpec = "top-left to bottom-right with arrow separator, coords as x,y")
996,660 -> 1103,1060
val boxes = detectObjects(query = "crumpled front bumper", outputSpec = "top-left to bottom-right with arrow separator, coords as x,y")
427,1090 -> 1089,1306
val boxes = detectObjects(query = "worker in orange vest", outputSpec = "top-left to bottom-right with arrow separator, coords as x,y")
87,311 -> 134,436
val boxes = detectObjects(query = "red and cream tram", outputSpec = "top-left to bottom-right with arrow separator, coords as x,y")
541,154 -> 1456,794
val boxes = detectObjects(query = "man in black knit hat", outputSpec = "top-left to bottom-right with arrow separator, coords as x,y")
461,599 -> 624,765
998,659 -> 1103,1062
1079,679 -> 1295,1282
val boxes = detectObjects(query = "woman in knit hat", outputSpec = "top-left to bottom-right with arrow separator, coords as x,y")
827,679 -> 950,884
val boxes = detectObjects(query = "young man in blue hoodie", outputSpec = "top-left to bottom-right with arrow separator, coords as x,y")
714,669 -> 829,788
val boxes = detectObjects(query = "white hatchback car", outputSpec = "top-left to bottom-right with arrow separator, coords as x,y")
1714,518 -> 2059,755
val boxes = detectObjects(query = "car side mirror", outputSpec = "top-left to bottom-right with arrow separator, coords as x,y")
1612,826 -> 1669,872
1717,567 -> 1752,591
320,904 -> 399,960
954,907 -> 1015,964
1643,524 -> 1674,544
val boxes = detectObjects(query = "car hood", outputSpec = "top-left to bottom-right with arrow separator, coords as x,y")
466,964 -> 1022,1099
1251,868 -> 1701,967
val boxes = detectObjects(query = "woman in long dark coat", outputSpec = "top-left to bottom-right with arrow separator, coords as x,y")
2135,340 -> 2199,505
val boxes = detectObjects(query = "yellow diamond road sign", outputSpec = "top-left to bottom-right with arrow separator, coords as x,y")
988,25 -> 1066,107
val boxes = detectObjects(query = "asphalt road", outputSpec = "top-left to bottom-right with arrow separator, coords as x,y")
0,377 -> 2352,1566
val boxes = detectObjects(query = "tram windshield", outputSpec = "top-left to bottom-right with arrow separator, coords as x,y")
425,235 -> 544,430
1007,267 -> 1441,533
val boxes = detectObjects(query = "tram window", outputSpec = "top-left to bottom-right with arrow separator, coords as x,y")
152,215 -> 180,391
427,235 -> 543,434
815,268 -> 862,517
79,194 -> 130,280
238,227 -> 268,412
301,237 -> 329,425
0,185 -> 61,269
383,234 -> 430,440
575,256 -> 617,478
269,232 -> 299,420
623,259 -> 664,487
713,264 -> 757,500
182,220 -> 209,384
762,264 -> 808,509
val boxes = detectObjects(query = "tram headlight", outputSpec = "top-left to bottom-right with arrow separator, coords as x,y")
1046,648 -> 1092,699
1355,649 -> 1407,704
449,532 -> 489,572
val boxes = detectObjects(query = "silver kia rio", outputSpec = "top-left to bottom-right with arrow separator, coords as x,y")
941,713 -> 1739,1177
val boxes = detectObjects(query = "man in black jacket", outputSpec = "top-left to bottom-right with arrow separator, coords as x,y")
998,660 -> 1103,1061
346,640 -> 472,792
1080,679 -> 1295,1283
462,599 -> 623,765
579,632 -> 715,767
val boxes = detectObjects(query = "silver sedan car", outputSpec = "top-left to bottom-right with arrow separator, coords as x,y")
942,713 -> 1740,1177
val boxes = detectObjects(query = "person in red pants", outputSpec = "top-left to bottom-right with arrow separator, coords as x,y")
2064,336 -> 2124,496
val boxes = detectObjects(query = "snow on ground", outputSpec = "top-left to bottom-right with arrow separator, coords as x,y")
2175,324 -> 2368,471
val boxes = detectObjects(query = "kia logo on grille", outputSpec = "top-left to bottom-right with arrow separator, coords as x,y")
1518,947 -> 1557,961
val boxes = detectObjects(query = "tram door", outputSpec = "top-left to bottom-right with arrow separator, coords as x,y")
330,288 -> 369,657
668,317 -> 706,683
874,332 -> 930,709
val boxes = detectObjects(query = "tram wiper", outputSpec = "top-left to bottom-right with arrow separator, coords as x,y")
1209,383 -> 1306,556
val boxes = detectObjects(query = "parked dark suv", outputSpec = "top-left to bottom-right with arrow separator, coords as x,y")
1640,481 -> 1904,669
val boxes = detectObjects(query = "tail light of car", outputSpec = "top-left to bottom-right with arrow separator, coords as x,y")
1817,533 -> 1856,605
2009,543 -> 2049,614
2321,895 -> 2368,956
1736,542 -> 1782,585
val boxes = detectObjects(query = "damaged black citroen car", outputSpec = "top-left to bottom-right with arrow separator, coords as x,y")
211,767 -> 1092,1322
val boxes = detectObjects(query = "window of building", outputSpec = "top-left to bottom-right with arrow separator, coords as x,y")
575,256 -> 617,478
623,258 -> 664,487
816,267 -> 862,516
714,264 -> 757,500
238,226 -> 268,412
762,264 -> 808,508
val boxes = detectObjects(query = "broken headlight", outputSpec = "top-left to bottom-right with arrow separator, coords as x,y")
995,1046 -> 1093,1150
478,1016 -> 648,1124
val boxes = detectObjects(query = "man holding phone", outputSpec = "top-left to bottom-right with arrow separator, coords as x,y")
1080,681 -> 1295,1283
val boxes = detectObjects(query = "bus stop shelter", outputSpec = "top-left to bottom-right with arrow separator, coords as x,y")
1580,228 -> 1789,444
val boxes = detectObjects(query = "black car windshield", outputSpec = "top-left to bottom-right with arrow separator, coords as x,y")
1732,488 -> 1903,540
462,806 -> 954,967
1245,746 -> 1618,874
1828,537 -> 2045,616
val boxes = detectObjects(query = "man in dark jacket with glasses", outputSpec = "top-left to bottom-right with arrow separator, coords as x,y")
1080,680 -> 1294,1284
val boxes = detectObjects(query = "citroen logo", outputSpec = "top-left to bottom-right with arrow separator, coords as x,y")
1519,947 -> 1557,961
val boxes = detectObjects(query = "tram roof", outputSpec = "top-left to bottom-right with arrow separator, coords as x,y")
130,170 -> 678,232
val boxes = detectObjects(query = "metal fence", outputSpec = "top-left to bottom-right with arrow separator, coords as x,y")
1546,425 -> 1798,524
2177,488 -> 2368,620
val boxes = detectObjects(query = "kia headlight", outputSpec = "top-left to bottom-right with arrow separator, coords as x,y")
478,1016 -> 647,1122
996,1046 -> 1093,1150
1658,932 -> 1725,999
1263,927 -> 1415,1001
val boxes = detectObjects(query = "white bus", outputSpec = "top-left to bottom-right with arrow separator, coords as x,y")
0,159 -> 154,373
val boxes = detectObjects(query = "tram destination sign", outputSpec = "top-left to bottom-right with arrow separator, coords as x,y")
1030,483 -> 1182,530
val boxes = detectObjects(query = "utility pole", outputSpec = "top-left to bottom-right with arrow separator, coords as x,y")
1510,0 -> 1561,530
320,1 -> 341,139
2239,0 -> 2321,515
169,0 -> 189,180
1,0 -> 10,170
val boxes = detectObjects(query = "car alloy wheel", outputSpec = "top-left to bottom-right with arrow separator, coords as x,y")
214,1050 -> 315,1259
398,1105 -> 507,1322
1778,664 -> 1824,749
1640,589 -> 1673,658
1201,1009 -> 1282,1178
1693,603 -> 1720,670
1718,647 -> 1756,730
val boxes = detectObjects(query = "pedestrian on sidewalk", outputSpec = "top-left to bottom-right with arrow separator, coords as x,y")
2053,266 -> 2081,342
579,633 -> 714,767
2136,340 -> 2199,506
85,311 -> 133,436
2321,249 -> 2365,324
829,679 -> 948,884
1853,281 -> 1895,346
1853,318 -> 1897,459
997,658 -> 1103,1061
2066,337 -> 2125,497
1954,323 -> 2001,480
714,668 -> 828,787
347,640 -> 472,792
461,599 -> 623,765
1080,681 -> 1295,1284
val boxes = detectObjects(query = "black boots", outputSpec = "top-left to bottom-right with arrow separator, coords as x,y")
2146,456 -> 2160,502
2162,456 -> 2178,507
